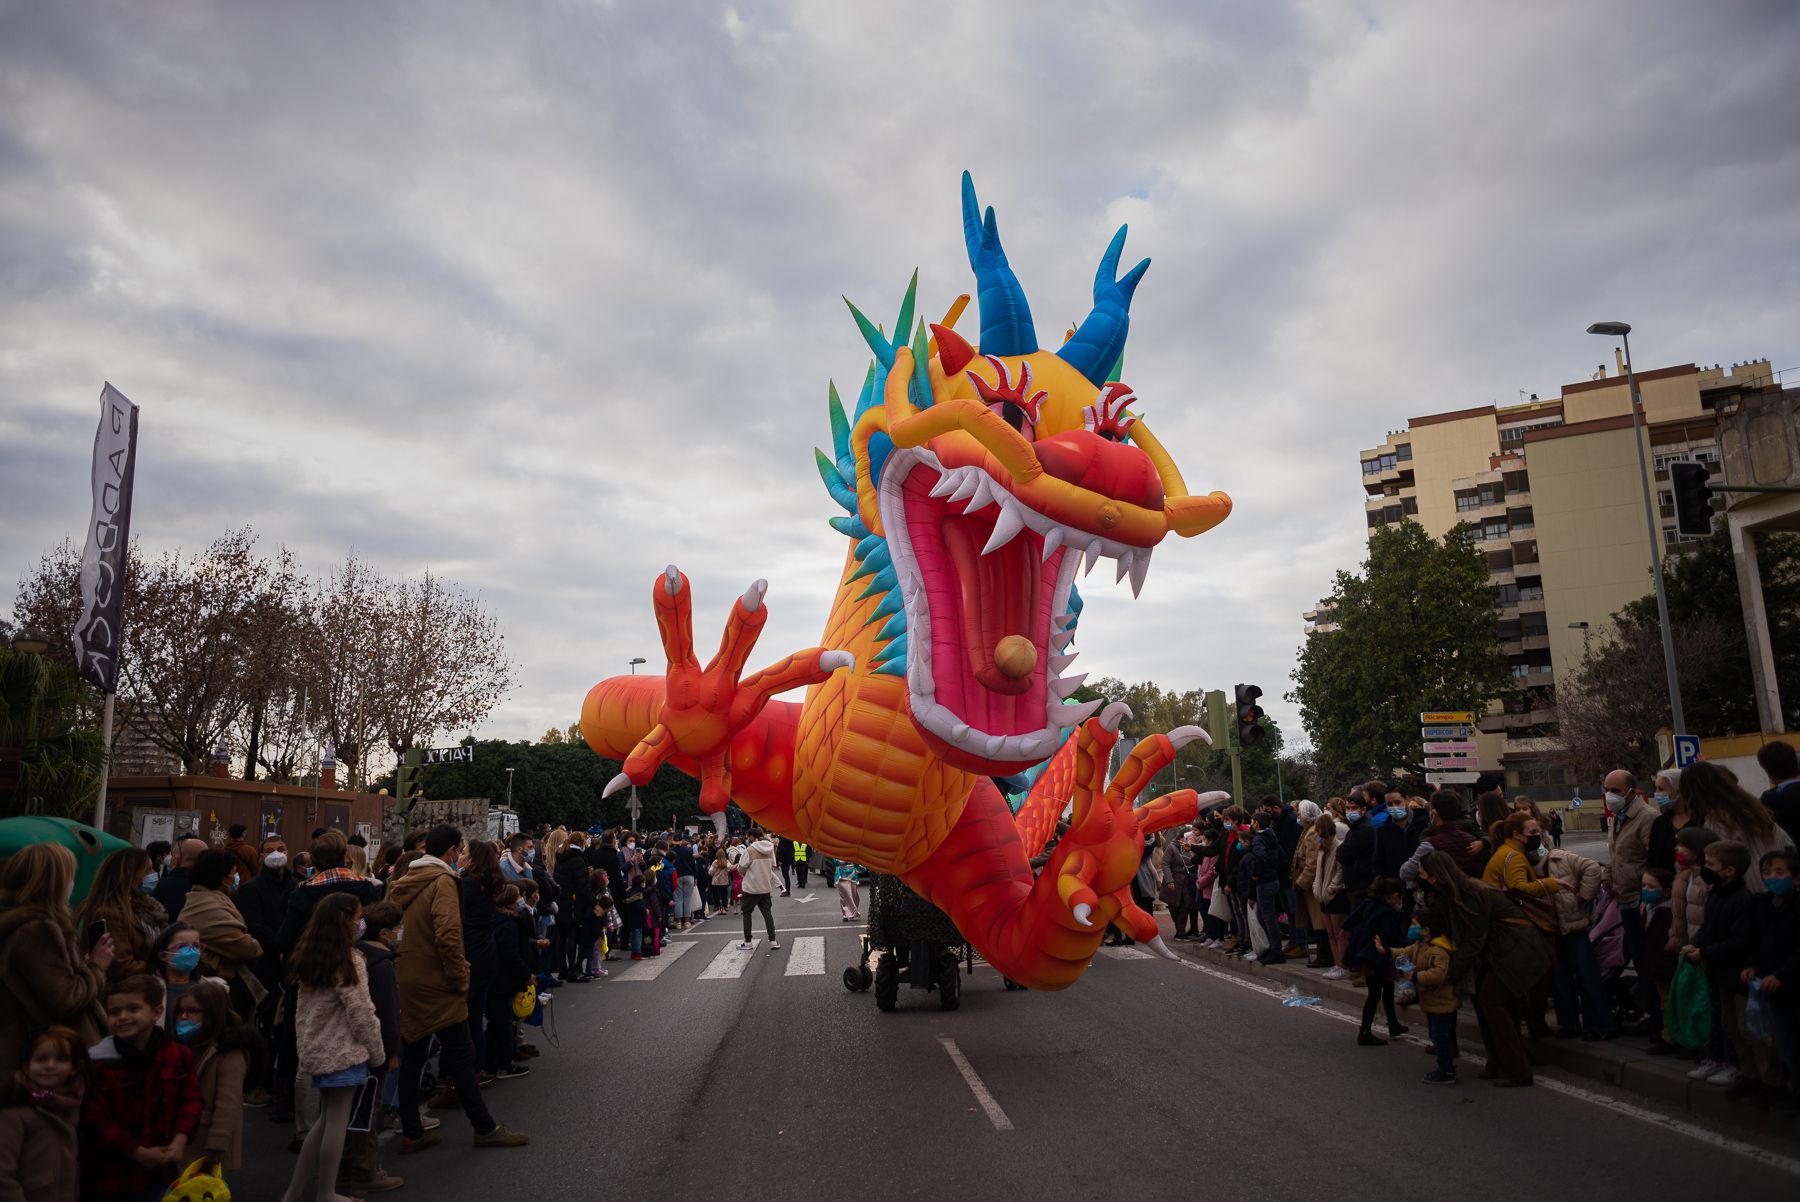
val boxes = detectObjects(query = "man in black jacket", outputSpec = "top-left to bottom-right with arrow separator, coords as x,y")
1246,812 -> 1288,964
1757,741 -> 1800,853
151,836 -> 209,921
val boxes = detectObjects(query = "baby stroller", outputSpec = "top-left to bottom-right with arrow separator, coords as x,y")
1588,892 -> 1648,1029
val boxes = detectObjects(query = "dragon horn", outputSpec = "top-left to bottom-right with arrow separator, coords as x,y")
931,323 -> 976,376
1057,224 -> 1150,387
961,171 -> 1038,357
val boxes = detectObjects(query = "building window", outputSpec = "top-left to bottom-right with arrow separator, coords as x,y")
1456,492 -> 1481,512
1362,459 -> 1382,476
1494,584 -> 1520,607
1401,496 -> 1418,515
1519,584 -> 1544,601
1396,443 -> 1413,462
1482,521 -> 1508,541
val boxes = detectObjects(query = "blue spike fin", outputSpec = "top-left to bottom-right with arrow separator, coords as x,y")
857,565 -> 898,602
828,381 -> 850,463
894,271 -> 918,350
845,298 -> 896,368
960,171 -> 1038,356
873,657 -> 907,677
829,515 -> 869,539
872,590 -> 904,621
876,610 -> 906,641
855,533 -> 883,562
908,319 -> 934,411
1058,223 -> 1151,386
874,633 -> 908,663
815,448 -> 856,513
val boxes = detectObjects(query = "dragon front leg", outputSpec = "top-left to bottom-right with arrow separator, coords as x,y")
906,706 -> 1223,990
582,566 -> 854,831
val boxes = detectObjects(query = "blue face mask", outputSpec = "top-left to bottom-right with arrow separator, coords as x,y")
170,945 -> 202,973
1768,877 -> 1794,898
1640,888 -> 1664,906
1653,792 -> 1673,811
1406,924 -> 1422,942
1346,811 -> 1364,824
175,1019 -> 203,1043
141,872 -> 159,892
1387,806 -> 1407,822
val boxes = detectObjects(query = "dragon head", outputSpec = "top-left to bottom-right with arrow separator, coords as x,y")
814,174 -> 1231,776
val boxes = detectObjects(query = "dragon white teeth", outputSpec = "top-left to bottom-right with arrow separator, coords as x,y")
948,473 -> 980,504
950,722 -> 970,741
983,734 -> 1008,758
1129,549 -> 1150,598
1115,549 -> 1134,585
1050,653 -> 1078,674
1050,673 -> 1088,699
981,501 -> 1026,554
930,471 -> 961,500
1083,540 -> 1103,576
1052,629 -> 1075,651
1049,698 -> 1104,727
966,477 -> 998,514
1040,526 -> 1064,563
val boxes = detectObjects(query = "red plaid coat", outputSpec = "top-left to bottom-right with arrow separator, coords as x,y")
78,1031 -> 201,1197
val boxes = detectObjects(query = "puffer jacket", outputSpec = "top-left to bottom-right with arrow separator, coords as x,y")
733,838 -> 779,894
294,950 -> 385,1077
1667,867 -> 1709,953
1312,831 -> 1346,906
1605,796 -> 1657,905
0,1100 -> 77,1202
385,858 -> 470,1043
1546,848 -> 1604,934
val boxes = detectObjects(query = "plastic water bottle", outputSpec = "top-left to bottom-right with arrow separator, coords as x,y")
1281,983 -> 1323,1008
1394,955 -> 1414,975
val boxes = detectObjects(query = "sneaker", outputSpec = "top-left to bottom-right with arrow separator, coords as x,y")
495,1064 -> 531,1079
400,1133 -> 441,1155
341,1170 -> 405,1193
1358,1031 -> 1387,1047
1387,1023 -> 1410,1039
1323,967 -> 1350,980
1242,951 -> 1259,963
1423,1070 -> 1458,1085
1687,1059 -> 1720,1080
631,952 -> 644,961
476,1071 -> 496,1088
419,1115 -> 441,1131
1704,1066 -> 1741,1087
769,940 -> 781,949
474,1123 -> 530,1148
594,967 -> 608,977
737,941 -> 754,951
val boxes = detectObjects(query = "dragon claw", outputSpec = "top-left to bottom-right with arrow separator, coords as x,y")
820,650 -> 856,672
1167,724 -> 1209,749
602,771 -> 632,799
1145,934 -> 1179,962
664,565 -> 683,596
1072,902 -> 1093,928
1098,701 -> 1133,732
741,579 -> 768,612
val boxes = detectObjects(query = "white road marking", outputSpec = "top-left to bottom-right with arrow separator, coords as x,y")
672,923 -> 862,938
784,936 -> 826,976
794,892 -> 817,904
699,939 -> 760,979
612,940 -> 695,982
1172,958 -> 1800,1179
940,1037 -> 1013,1132
1098,944 -> 1153,960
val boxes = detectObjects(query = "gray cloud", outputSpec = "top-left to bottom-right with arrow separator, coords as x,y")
4,0 -> 1798,753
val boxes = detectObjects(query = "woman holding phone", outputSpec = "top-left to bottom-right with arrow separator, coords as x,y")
77,847 -> 169,981
0,844 -> 115,1101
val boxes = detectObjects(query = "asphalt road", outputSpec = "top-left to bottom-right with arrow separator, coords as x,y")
233,887 -> 1799,1202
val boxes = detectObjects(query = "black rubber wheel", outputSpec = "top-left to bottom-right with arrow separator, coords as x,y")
842,966 -> 862,992
937,953 -> 961,1011
1002,977 -> 1021,992
859,966 -> 873,991
874,952 -> 899,1012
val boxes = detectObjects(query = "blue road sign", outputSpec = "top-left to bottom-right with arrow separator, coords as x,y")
1674,734 -> 1701,769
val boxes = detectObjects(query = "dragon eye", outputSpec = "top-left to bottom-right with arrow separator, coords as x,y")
1082,382 -> 1139,442
967,356 -> 1046,441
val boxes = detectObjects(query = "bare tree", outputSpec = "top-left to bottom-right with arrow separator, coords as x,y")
305,552 -> 385,789
369,570 -> 513,762
1557,612 -> 1740,782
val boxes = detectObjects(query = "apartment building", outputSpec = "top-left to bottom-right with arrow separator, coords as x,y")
1343,356 -> 1775,795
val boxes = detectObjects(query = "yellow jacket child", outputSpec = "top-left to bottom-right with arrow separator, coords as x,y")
1407,935 -> 1458,1014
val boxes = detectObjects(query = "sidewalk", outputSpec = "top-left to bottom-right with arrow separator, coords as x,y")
1159,921 -> 1799,1142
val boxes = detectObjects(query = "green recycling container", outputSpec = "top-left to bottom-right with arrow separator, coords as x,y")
0,816 -> 132,906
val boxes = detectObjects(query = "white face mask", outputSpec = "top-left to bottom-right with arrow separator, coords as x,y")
1604,790 -> 1627,812
264,851 -> 289,870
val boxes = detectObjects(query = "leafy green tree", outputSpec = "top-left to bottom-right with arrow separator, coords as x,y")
0,649 -> 107,819
373,737 -> 701,832
1618,529 -> 1800,733
1083,677 -> 1292,802
1291,521 -> 1510,780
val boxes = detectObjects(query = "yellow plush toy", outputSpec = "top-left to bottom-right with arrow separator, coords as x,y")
163,1158 -> 230,1202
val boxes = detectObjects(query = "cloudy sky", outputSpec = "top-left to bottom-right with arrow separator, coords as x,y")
4,0 -> 1798,750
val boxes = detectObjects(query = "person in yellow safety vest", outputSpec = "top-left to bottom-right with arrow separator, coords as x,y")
792,841 -> 811,889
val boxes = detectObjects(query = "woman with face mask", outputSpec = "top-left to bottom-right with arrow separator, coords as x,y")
1482,813 -> 1560,1040
1645,767 -> 1701,877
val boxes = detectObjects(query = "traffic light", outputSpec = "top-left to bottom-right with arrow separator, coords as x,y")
1669,461 -> 1714,538
393,748 -> 423,812
1234,683 -> 1265,747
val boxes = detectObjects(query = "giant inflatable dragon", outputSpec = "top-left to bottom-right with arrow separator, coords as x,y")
583,175 -> 1232,990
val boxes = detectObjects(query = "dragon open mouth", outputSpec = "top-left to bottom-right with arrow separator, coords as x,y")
878,446 -> 1154,772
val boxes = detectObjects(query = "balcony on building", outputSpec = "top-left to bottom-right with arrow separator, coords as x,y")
1360,438 -> 1414,496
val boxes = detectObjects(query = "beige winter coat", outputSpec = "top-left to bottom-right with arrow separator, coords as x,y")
1605,797 -> 1657,905
295,950 -> 385,1078
193,1045 -> 247,1170
1312,834 -> 1346,906
180,886 -> 266,1004
1546,848 -> 1604,934
1292,827 -> 1323,892
733,839 -> 779,894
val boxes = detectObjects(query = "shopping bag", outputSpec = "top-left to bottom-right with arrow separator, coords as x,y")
1745,978 -> 1773,1047
1248,909 -> 1270,955
1666,956 -> 1712,1049
1207,886 -> 1232,922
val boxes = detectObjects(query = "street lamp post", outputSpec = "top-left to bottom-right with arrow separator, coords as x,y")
505,766 -> 514,809
629,657 -> 647,674
1587,322 -> 1686,738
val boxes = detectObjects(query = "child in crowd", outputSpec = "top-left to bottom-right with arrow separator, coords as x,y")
152,922 -> 205,1027
1639,867 -> 1680,1055
174,979 -> 253,1176
623,873 -> 649,960
1667,826 -> 1720,971
0,1026 -> 86,1202
81,973 -> 202,1202
591,896 -> 615,977
342,899 -> 404,1195
1747,849 -> 1799,1114
643,868 -> 667,956
1682,840 -> 1757,1093
1344,877 -> 1409,1046
282,893 -> 386,1202
1406,909 -> 1459,1084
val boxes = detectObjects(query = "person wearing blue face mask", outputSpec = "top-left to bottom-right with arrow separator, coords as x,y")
172,979 -> 254,1175
153,923 -> 206,1029
1747,848 -> 1800,1114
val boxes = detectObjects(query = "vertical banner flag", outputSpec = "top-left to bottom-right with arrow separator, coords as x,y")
72,383 -> 139,692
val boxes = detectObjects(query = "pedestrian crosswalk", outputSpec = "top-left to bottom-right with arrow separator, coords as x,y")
784,936 -> 825,976
699,939 -> 761,979
614,939 -> 695,981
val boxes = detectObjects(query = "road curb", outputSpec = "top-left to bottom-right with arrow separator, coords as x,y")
1159,931 -> 1799,1143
